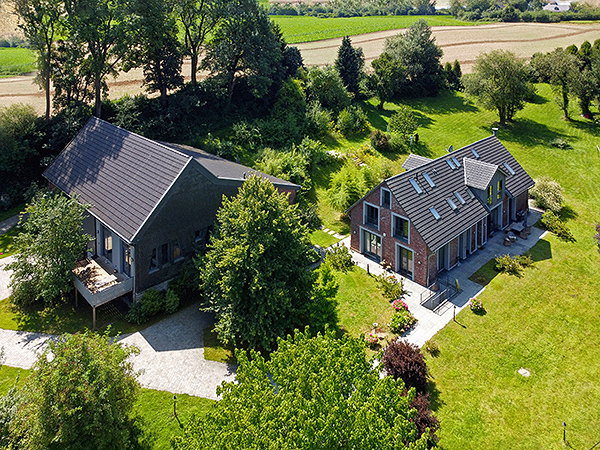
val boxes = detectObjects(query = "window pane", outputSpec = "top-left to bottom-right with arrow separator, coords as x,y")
160,243 -> 169,266
172,240 -> 181,260
150,248 -> 158,270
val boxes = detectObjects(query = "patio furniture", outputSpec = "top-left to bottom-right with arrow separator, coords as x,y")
504,237 -> 512,246
507,231 -> 518,243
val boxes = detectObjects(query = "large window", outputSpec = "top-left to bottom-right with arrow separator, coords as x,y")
123,245 -> 131,277
171,240 -> 182,261
362,229 -> 381,260
381,188 -> 391,209
102,225 -> 113,262
160,243 -> 169,266
393,215 -> 409,242
397,245 -> 413,278
497,179 -> 503,200
487,185 -> 493,205
364,203 -> 379,229
150,248 -> 158,272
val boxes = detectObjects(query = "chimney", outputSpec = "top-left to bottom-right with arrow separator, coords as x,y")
492,127 -> 498,137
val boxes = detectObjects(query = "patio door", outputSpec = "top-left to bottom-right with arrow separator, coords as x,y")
362,229 -> 381,261
122,245 -> 131,277
397,245 -> 413,278
438,244 -> 448,272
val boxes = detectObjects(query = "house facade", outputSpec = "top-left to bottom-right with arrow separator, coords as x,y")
44,117 -> 299,320
348,132 -> 534,287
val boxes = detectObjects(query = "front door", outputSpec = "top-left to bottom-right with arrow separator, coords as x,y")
397,245 -> 413,278
362,229 -> 381,261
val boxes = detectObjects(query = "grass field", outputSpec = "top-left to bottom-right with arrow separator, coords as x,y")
0,47 -> 36,77
310,228 -> 342,248
0,365 -> 215,449
271,15 -> 482,44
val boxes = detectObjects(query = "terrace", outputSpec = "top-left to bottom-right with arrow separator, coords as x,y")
72,255 -> 133,329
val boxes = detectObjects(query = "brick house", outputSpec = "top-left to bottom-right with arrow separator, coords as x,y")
43,117 -> 299,325
347,132 -> 534,287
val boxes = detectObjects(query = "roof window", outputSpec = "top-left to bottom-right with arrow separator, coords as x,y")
503,162 -> 515,175
454,191 -> 465,204
447,159 -> 456,169
447,198 -> 457,210
471,148 -> 480,159
422,172 -> 435,188
430,207 -> 441,220
409,178 -> 422,194
451,157 -> 461,167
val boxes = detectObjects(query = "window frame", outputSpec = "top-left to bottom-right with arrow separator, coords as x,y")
392,213 -> 410,243
380,188 -> 391,209
396,243 -> 414,279
363,202 -> 380,230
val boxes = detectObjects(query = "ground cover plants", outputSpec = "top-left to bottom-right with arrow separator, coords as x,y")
270,15 -> 480,44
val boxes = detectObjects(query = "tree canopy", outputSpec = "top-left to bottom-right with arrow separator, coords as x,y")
9,331 -> 141,450
370,52 -> 406,109
199,175 -> 316,350
463,50 -> 532,125
8,190 -> 91,307
334,36 -> 365,98
172,329 -> 430,450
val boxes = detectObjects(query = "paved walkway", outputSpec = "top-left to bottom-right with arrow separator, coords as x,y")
0,303 -> 236,400
0,215 -> 19,236
341,209 -> 545,347
0,256 -> 14,302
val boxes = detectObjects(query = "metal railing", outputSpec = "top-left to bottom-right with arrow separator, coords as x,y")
420,276 -> 459,312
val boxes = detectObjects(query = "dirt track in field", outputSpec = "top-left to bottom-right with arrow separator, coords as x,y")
2,21 -> 600,114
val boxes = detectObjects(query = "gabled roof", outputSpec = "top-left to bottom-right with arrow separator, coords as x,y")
401,154 -> 431,171
161,142 -> 300,190
463,158 -> 499,191
372,135 -> 533,252
44,118 -> 300,243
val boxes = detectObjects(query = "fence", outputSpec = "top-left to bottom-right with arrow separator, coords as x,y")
420,276 -> 460,313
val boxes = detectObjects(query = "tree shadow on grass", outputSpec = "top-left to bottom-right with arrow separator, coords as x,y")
406,91 -> 478,115
490,118 -> 568,148
568,117 -> 600,137
427,379 -> 445,412
525,238 -> 552,263
363,102 -> 393,131
558,205 -> 577,222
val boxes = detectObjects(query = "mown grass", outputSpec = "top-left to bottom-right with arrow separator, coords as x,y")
0,47 -> 36,77
310,228 -> 342,248
406,84 -> 600,449
0,366 -> 215,449
271,15 -> 484,44
203,324 -> 236,364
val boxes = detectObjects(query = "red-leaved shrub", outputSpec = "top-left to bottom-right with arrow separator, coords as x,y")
383,340 -> 428,393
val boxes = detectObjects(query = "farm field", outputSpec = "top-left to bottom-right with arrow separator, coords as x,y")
271,15 -> 480,43
0,47 -> 36,77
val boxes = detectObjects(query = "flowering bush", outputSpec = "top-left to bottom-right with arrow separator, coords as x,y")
468,297 -> 484,312
391,299 -> 409,311
365,333 -> 379,348
389,309 -> 417,334
375,273 -> 405,302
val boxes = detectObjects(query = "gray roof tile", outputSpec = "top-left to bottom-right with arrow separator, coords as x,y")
401,154 -> 432,172
464,158 -> 498,190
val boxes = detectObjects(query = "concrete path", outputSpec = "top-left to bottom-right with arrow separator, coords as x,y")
0,255 -> 14,302
0,303 -> 236,400
0,215 -> 19,236
341,209 -> 546,347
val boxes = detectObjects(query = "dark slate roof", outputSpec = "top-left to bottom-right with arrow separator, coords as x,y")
464,158 -> 498,190
161,142 -> 300,190
381,135 -> 534,252
44,117 -> 190,242
401,154 -> 431,171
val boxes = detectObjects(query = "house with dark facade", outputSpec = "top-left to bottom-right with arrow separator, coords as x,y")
43,117 -> 299,325
347,132 -> 534,288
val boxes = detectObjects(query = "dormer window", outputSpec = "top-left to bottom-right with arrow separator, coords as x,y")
381,188 -> 391,208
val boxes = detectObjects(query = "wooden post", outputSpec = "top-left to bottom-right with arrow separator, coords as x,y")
75,286 -> 78,308
92,306 -> 96,331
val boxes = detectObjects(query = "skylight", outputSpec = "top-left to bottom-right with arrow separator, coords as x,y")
422,172 -> 435,188
471,148 -> 480,159
451,157 -> 461,167
409,178 -> 422,194
430,207 -> 441,220
447,198 -> 457,210
446,159 -> 456,169
503,162 -> 515,175
455,191 -> 465,204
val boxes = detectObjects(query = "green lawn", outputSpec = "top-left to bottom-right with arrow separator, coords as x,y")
0,227 -> 19,258
400,84 -> 600,449
0,48 -> 36,77
203,324 -> 236,364
0,366 -> 215,449
271,15 -> 484,44
310,229 -> 342,248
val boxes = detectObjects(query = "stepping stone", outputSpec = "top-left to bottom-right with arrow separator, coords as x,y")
518,368 -> 531,377
327,230 -> 335,235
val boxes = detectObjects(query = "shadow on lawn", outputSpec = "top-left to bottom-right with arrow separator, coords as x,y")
483,118 -> 568,147
407,91 -> 478,115
526,239 -> 552,263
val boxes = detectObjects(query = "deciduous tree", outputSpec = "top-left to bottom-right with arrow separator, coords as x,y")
198,175 -> 316,350
8,191 -> 91,307
172,329 -> 430,450
463,50 -> 532,125
370,52 -> 406,110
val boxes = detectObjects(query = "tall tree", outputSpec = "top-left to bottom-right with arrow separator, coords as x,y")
334,36 -> 365,97
63,0 -> 135,117
198,175 -> 316,350
14,0 -> 64,122
132,0 -> 184,109
8,191 -> 91,307
172,329 -> 431,450
370,52 -> 407,109
463,50 -> 532,125
175,0 -> 223,86
10,331 -> 140,450
384,20 -> 444,97
201,0 -> 283,104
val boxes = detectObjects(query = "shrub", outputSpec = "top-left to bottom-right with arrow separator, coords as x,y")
388,134 -> 409,153
388,105 -> 417,139
325,245 -> 354,272
295,137 -> 329,169
370,129 -> 391,152
541,210 -> 576,242
391,298 -> 409,311
335,105 -> 369,137
326,162 -> 370,211
410,393 -> 440,446
375,273 -> 405,301
549,137 -> 572,149
365,332 -> 379,348
495,254 -> 536,277
126,289 -> 165,324
423,339 -> 439,356
468,296 -> 484,312
389,309 -> 417,334
164,288 -> 180,314
255,148 -> 311,191
530,176 -> 564,213
306,66 -> 351,114
169,259 -> 200,301
382,340 -> 428,393
305,101 -> 333,138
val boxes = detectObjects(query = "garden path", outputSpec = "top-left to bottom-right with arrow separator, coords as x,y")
341,209 -> 545,347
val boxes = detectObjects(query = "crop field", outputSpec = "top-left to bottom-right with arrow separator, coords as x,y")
272,15 -> 479,43
0,47 -> 36,77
